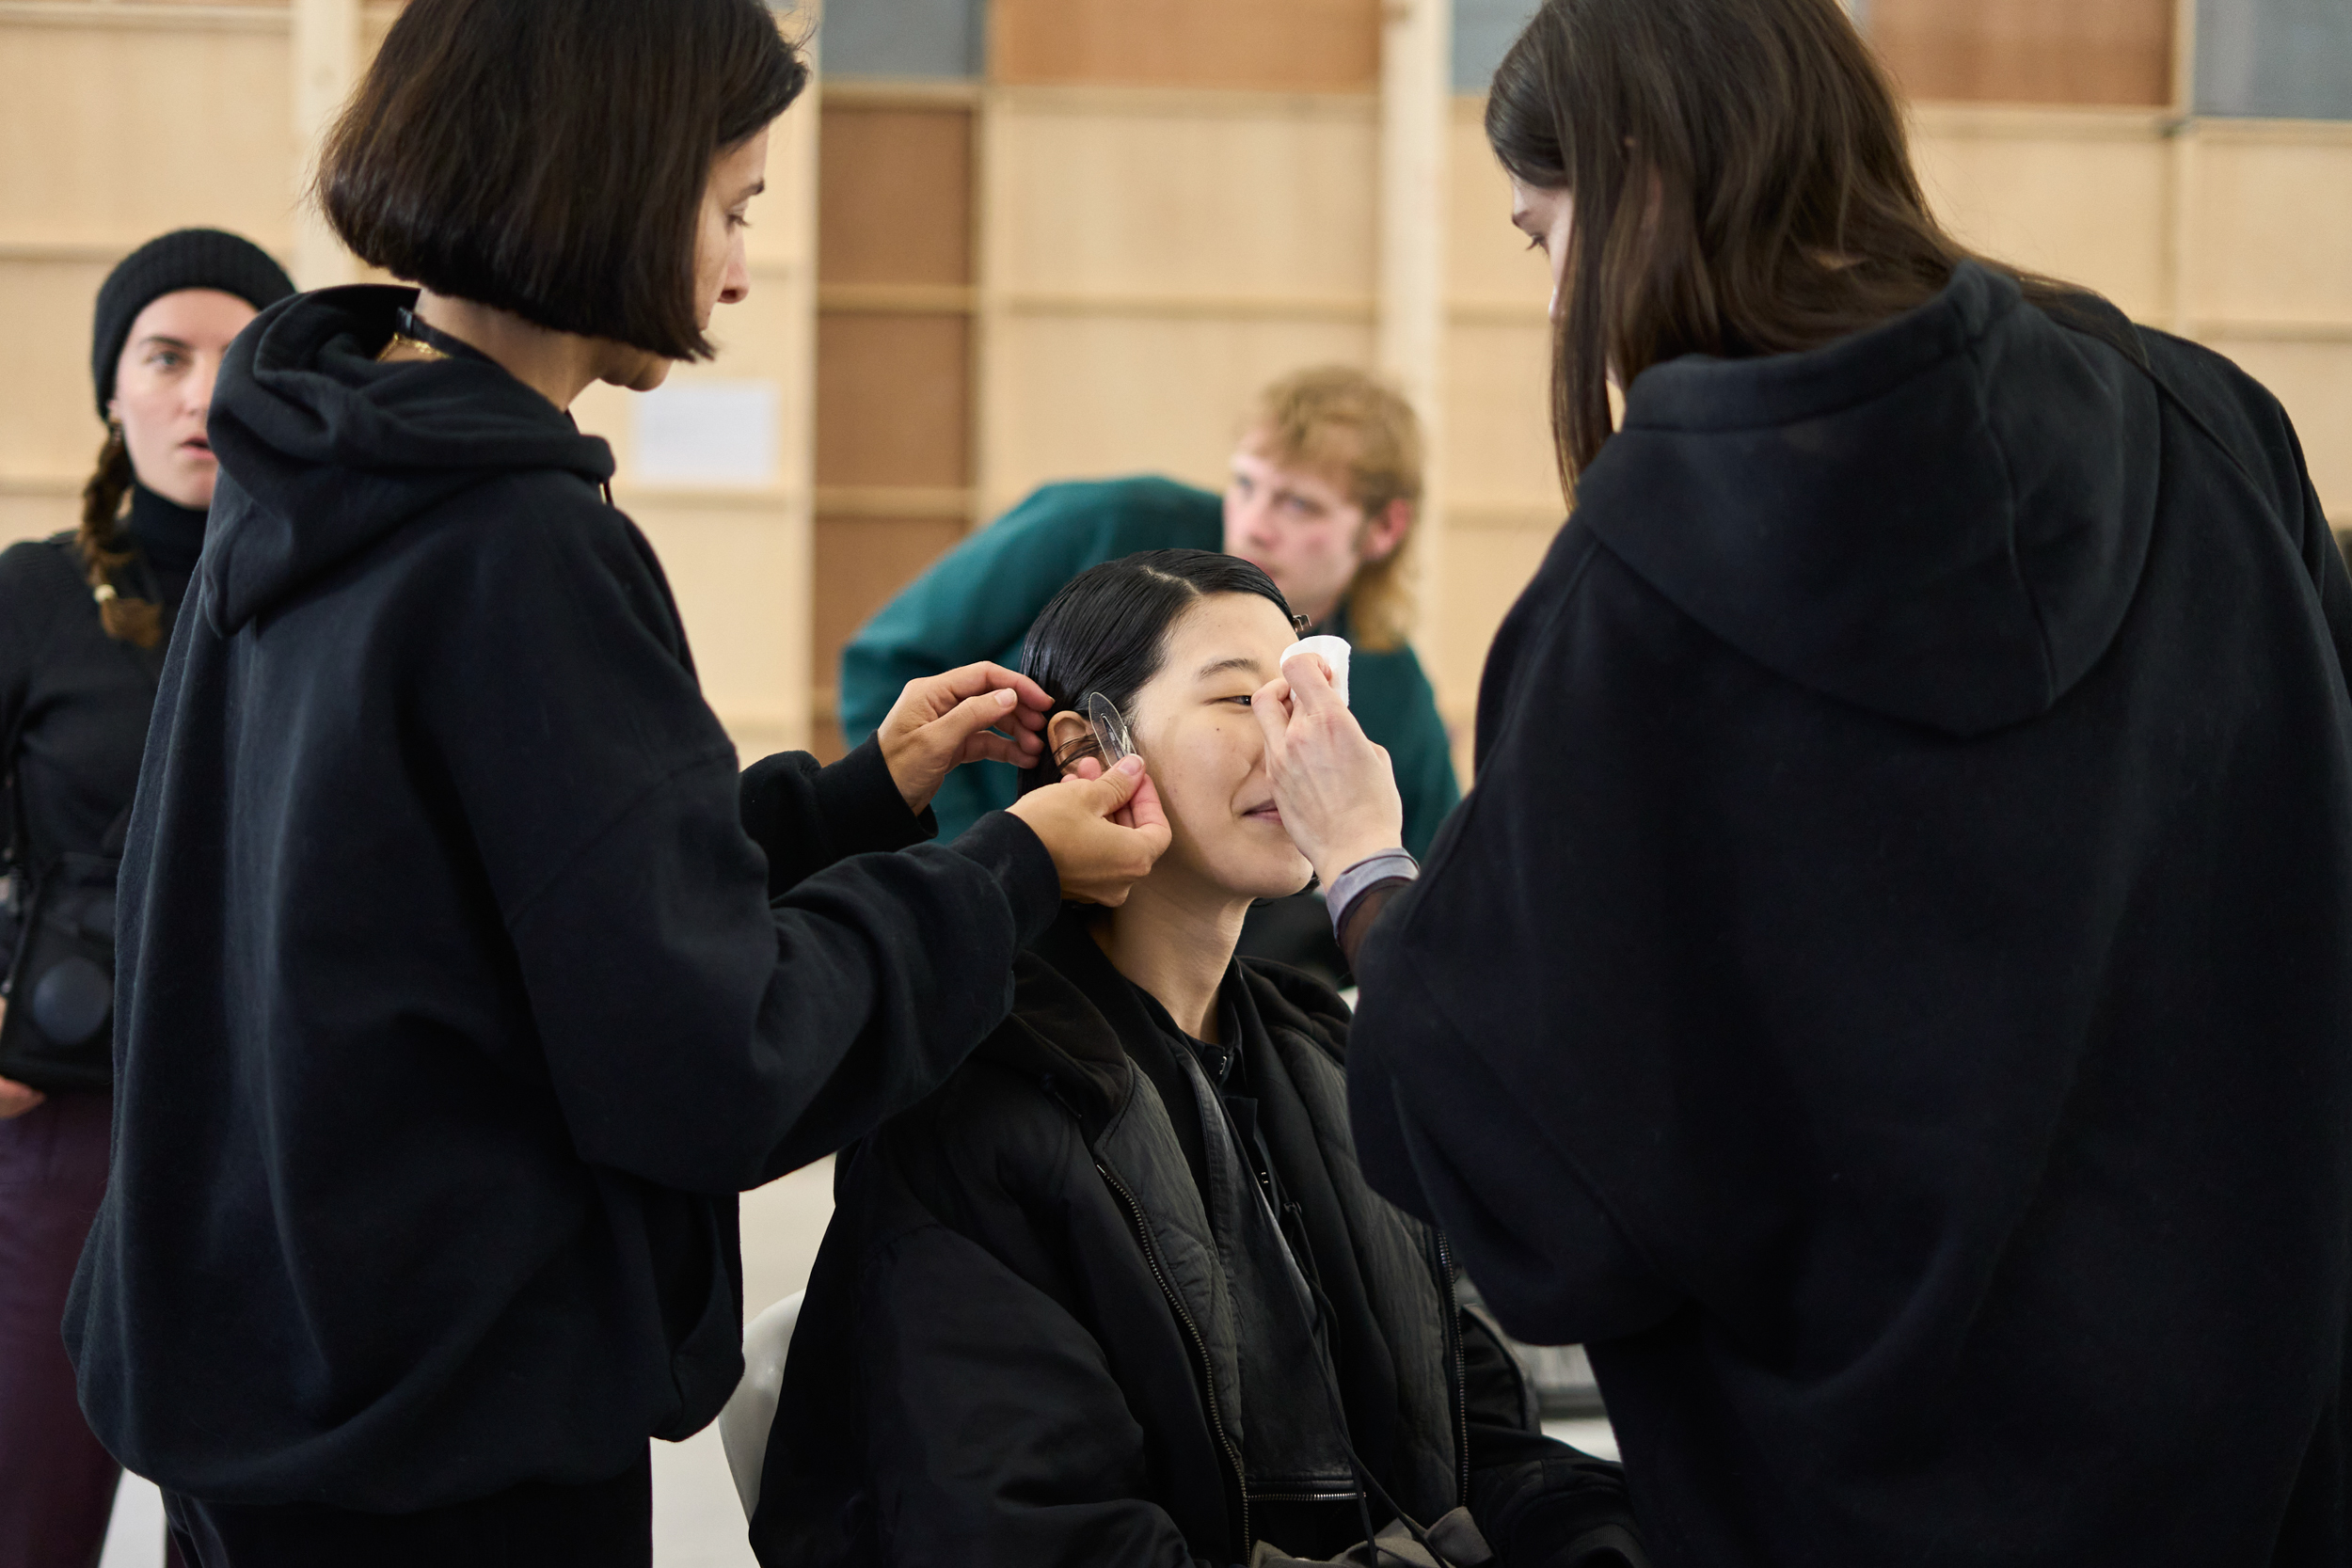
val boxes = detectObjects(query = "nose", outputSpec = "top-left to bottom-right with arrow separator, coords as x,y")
721,241 -> 752,307
189,353 -> 221,420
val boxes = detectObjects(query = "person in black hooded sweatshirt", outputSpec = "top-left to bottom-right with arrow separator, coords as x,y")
58,2 -> 1169,1564
1246,2 -> 2352,1566
0,227 -> 291,1568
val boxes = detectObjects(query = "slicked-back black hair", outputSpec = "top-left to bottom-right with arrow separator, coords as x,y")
319,0 -> 806,361
1019,549 -> 1294,793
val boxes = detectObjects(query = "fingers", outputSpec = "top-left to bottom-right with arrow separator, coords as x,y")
1121,768 -> 1170,843
1280,651 -> 1344,714
960,731 -> 1046,769
1252,674 -> 1295,760
1083,753 -> 1147,813
928,688 -> 1025,752
921,661 -> 1055,714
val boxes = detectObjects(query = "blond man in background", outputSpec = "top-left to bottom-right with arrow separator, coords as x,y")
841,366 -> 1459,862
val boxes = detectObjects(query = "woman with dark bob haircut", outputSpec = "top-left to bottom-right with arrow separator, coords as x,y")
1256,0 -> 2352,1565
62,0 -> 1167,1562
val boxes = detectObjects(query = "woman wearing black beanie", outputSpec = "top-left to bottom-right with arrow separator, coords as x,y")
0,228 -> 292,1568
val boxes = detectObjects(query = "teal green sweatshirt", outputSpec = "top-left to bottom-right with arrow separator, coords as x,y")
838,476 -> 1461,854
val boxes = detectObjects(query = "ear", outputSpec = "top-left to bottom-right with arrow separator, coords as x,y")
1045,710 -> 1093,776
1359,498 -> 1414,565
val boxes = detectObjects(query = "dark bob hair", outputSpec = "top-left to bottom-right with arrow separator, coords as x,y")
1486,0 -> 2106,487
319,0 -> 806,361
1020,550 -> 1295,793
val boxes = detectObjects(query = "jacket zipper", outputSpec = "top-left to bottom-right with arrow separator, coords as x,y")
1095,1158 -> 1253,1555
1435,1230 -> 1470,1507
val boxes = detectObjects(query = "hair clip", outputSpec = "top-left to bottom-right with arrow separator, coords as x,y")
1085,691 -> 1135,767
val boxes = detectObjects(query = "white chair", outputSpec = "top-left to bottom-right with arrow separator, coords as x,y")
718,1290 -> 804,1517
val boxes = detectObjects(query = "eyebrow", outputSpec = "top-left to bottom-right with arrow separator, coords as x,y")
1196,656 -> 1264,680
135,336 -> 192,352
736,179 -> 767,202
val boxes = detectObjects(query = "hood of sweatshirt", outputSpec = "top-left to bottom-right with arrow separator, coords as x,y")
200,285 -> 617,635
1576,261 -> 2161,737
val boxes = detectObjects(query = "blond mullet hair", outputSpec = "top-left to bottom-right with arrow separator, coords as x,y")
1243,366 -> 1422,652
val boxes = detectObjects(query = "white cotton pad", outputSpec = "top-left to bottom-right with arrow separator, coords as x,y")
1280,634 -> 1352,707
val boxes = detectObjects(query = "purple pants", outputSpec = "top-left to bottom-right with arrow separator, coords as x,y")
0,1090 -> 118,1568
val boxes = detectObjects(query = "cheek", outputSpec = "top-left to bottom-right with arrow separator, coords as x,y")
113,379 -> 182,445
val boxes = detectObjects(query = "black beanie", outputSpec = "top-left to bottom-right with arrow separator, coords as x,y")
91,229 -> 297,419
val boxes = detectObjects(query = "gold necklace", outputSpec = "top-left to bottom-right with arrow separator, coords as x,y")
376,331 -> 447,363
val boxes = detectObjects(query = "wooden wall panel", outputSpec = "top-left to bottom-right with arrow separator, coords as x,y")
816,313 -> 973,487
1867,0 -> 2173,107
814,92 -> 978,758
990,92 -> 1376,301
0,259 -> 112,490
819,105 -> 972,286
0,23 -> 296,248
2182,128 -> 2352,330
1908,107 -> 2171,321
992,0 -> 1379,93
982,313 -> 1374,509
1445,321 -> 1556,521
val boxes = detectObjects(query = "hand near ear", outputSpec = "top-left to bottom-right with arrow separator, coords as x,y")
1007,753 -> 1172,906
877,662 -> 1054,815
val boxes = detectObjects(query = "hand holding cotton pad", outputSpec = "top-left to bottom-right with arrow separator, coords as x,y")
1280,635 -> 1351,707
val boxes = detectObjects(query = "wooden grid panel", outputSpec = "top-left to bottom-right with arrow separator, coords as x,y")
1867,0 -> 2174,107
991,0 -> 1380,93
812,96 -> 979,758
987,90 -> 1377,302
819,103 -> 973,287
1908,106 -> 2172,321
2181,126 -> 2352,331
816,313 -> 974,488
0,22 -> 297,247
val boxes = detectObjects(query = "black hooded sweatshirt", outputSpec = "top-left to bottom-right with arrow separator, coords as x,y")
1347,264 -> 2352,1566
60,286 -> 1060,1511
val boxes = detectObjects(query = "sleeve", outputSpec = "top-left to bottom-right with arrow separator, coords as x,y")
2284,420 -> 2352,695
836,484 -> 1138,750
1458,1306 -> 1647,1567
738,736 -> 932,898
429,495 -> 1063,1195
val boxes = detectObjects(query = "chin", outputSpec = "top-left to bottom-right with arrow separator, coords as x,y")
622,356 -> 674,393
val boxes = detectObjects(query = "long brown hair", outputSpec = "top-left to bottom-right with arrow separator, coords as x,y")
1486,0 -> 2097,489
77,423 -> 165,649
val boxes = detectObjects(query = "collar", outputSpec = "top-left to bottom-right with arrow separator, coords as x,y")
124,480 -> 208,574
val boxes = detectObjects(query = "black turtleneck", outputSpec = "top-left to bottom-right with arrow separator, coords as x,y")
0,500 -> 178,890
123,480 -> 208,609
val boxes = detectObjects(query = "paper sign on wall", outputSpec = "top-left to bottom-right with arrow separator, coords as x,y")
634,379 -> 779,486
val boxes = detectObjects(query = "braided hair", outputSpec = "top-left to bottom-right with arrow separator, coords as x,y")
76,423 -> 164,649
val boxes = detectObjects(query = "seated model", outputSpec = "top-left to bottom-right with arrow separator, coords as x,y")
753,550 -> 1644,1568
